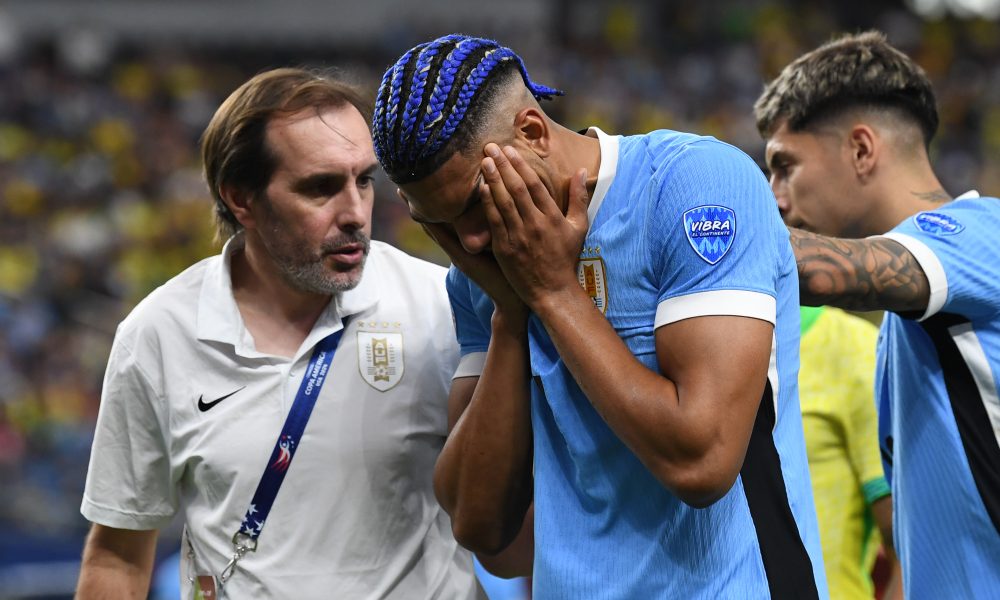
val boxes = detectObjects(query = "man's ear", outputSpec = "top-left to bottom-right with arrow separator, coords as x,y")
848,123 -> 880,181
513,107 -> 550,158
220,185 -> 258,230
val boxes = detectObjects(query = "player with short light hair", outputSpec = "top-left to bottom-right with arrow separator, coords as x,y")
756,31 -> 1000,597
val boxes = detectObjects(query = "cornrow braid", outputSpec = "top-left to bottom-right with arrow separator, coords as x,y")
372,34 -> 563,184
397,36 -> 454,162
412,36 -> 492,159
371,63 -> 396,163
373,46 -> 416,163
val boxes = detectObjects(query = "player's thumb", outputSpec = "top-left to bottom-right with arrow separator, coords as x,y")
565,168 -> 590,232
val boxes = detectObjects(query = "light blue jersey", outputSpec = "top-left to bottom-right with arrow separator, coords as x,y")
877,194 -> 1000,598
448,128 -> 826,599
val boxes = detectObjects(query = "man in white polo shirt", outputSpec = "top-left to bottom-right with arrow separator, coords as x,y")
76,68 -> 481,599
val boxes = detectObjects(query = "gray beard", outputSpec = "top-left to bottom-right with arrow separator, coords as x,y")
260,226 -> 371,296
276,244 -> 369,295
253,192 -> 371,296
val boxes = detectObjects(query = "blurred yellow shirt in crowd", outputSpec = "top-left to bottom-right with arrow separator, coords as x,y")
799,306 -> 889,600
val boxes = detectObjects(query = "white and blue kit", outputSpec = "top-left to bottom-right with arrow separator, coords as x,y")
877,192 -> 1000,598
448,128 -> 827,598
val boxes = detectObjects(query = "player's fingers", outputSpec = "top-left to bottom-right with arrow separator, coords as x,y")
485,144 -> 534,223
481,149 -> 521,232
565,168 -> 590,233
500,145 -> 557,218
478,180 -> 509,246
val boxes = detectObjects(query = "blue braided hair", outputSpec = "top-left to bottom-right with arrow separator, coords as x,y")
373,34 -> 562,184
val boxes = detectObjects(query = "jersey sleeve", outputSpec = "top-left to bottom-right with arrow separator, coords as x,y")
645,139 -> 784,327
446,265 -> 490,378
80,333 -> 178,530
880,199 -> 1000,321
839,314 -> 891,505
425,262 -> 462,405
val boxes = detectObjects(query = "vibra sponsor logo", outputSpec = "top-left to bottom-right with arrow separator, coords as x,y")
690,219 -> 732,236
914,211 -> 964,235
682,204 -> 737,265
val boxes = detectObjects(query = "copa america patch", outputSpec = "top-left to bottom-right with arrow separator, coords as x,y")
913,211 -> 964,236
683,205 -> 736,265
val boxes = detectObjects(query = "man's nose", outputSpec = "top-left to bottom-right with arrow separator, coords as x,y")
335,185 -> 370,231
771,179 -> 791,218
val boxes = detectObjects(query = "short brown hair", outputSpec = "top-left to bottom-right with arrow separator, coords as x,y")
201,67 -> 372,240
754,31 -> 938,146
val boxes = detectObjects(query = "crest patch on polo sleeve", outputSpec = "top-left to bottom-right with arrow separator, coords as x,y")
683,205 -> 736,264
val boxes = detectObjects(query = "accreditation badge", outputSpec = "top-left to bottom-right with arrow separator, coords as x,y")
357,322 -> 404,391
193,575 -> 217,599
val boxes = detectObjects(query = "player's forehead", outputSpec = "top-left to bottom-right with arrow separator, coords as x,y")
765,122 -> 821,164
764,121 -> 794,159
398,151 -> 483,224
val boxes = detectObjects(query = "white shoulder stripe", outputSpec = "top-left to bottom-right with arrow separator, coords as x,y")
879,232 -> 948,321
655,290 -> 776,328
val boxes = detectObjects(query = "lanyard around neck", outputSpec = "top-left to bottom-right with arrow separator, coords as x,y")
218,322 -> 348,592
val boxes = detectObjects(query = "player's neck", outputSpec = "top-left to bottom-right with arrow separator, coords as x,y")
557,126 -> 602,207
867,162 -> 951,235
230,237 -> 332,356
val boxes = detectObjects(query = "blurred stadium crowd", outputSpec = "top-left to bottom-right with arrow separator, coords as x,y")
1,0 -> 999,593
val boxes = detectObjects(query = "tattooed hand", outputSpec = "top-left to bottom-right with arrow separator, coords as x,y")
789,228 -> 930,313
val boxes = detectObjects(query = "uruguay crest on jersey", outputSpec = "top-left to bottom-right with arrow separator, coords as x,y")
683,205 -> 736,265
357,324 -> 404,391
577,248 -> 609,314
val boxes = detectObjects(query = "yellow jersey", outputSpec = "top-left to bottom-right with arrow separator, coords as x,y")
800,306 -> 889,600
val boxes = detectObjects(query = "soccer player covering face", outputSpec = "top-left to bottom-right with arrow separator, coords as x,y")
374,34 -> 828,598
755,31 -> 1000,597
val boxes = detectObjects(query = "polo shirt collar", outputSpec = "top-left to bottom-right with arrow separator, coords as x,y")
196,233 -> 379,359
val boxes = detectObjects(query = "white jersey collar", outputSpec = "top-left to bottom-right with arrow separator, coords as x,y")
585,126 -> 620,226
955,190 -> 980,200
196,233 -> 378,358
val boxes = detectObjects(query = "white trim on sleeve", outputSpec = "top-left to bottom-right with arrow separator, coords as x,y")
655,290 -> 776,328
879,232 -> 948,321
453,352 -> 487,379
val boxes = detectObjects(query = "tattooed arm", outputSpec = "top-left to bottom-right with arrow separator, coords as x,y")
789,228 -> 931,313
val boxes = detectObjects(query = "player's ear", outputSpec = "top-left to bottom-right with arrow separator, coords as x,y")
221,185 -> 259,230
848,123 -> 880,182
513,107 -> 550,158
